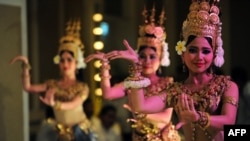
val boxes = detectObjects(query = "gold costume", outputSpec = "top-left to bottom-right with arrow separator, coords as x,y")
167,75 -> 238,141
45,79 -> 92,141
127,77 -> 181,141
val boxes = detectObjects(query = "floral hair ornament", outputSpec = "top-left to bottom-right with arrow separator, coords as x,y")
53,18 -> 86,69
137,5 -> 170,67
177,0 -> 224,67
175,40 -> 186,55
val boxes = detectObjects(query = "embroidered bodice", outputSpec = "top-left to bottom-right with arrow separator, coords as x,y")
45,79 -> 89,126
127,76 -> 180,141
46,79 -> 88,102
167,75 -> 231,113
144,76 -> 174,98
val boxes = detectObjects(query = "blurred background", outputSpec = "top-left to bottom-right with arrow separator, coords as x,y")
1,0 -> 250,141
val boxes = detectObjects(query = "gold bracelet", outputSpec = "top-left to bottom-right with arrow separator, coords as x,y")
100,75 -> 112,80
22,63 -> 32,70
196,111 -> 210,129
53,101 -> 61,110
100,64 -> 111,70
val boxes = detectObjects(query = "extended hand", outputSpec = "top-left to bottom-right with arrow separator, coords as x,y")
85,51 -> 107,63
39,88 -> 56,106
105,39 -> 139,63
9,55 -> 29,65
175,94 -> 199,129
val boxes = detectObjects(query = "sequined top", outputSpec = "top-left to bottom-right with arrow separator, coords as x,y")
128,76 -> 181,141
167,75 -> 231,113
45,79 -> 89,127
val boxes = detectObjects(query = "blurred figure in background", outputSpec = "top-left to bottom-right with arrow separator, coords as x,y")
85,3 -> 179,141
94,104 -> 122,141
231,66 -> 250,124
10,19 -> 95,141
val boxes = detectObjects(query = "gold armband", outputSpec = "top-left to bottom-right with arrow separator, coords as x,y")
100,64 -> 110,70
22,63 -> 32,70
100,74 -> 111,80
223,96 -> 238,107
128,62 -> 142,77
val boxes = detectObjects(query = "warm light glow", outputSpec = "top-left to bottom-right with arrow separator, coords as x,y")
93,27 -> 103,35
95,88 -> 102,96
93,13 -> 103,22
94,60 -> 102,68
94,73 -> 101,82
93,41 -> 104,50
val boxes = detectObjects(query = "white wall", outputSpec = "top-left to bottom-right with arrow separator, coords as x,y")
0,0 -> 29,141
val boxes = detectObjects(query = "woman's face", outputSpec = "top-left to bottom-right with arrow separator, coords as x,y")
59,51 -> 77,76
182,37 -> 214,74
138,47 -> 160,75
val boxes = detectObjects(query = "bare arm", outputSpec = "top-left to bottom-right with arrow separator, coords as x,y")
10,55 -> 47,93
105,40 -> 167,113
209,81 -> 238,130
127,88 -> 167,113
85,52 -> 126,100
40,85 -> 89,110
99,58 -> 126,100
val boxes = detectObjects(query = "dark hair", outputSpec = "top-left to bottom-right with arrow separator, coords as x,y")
138,45 -> 157,54
59,50 -> 75,58
186,35 -> 213,48
98,104 -> 117,116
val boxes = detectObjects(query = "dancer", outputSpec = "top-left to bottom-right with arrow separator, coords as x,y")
85,5 -> 180,141
125,1 -> 239,141
10,19 -> 96,141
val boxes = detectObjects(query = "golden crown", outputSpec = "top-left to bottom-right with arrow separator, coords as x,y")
137,4 -> 170,66
179,0 -> 224,67
59,19 -> 84,58
54,19 -> 86,69
182,0 -> 221,48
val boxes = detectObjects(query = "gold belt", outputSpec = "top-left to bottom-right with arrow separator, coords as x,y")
45,118 -> 91,141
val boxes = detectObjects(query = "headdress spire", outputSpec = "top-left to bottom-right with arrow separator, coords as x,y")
54,18 -> 86,69
137,2 -> 170,67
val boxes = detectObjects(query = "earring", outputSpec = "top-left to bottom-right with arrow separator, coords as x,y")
209,66 -> 213,74
157,67 -> 162,75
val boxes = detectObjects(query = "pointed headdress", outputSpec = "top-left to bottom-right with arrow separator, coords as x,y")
176,0 -> 224,67
137,4 -> 170,67
53,19 -> 86,69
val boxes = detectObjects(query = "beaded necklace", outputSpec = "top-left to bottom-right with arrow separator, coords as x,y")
46,79 -> 87,101
145,76 -> 173,102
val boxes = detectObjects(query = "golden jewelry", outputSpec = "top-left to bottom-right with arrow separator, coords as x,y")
223,96 -> 238,107
196,111 -> 210,130
100,64 -> 110,70
100,74 -> 111,80
22,63 -> 31,70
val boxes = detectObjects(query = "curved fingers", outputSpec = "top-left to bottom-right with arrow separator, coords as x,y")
10,55 -> 28,65
85,52 -> 106,63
